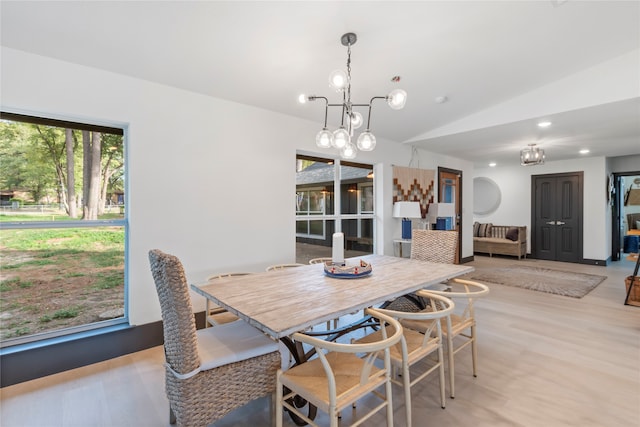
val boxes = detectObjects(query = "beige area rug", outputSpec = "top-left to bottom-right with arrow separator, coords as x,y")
463,265 -> 607,298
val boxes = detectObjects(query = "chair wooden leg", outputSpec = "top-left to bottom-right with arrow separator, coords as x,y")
169,406 -> 176,425
275,372 -> 283,427
385,374 -> 394,427
471,324 -> 478,377
403,362 -> 412,427
447,336 -> 455,398
446,318 -> 455,399
437,345 -> 446,409
330,404 -> 339,427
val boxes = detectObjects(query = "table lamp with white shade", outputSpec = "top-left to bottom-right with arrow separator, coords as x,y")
393,201 -> 422,239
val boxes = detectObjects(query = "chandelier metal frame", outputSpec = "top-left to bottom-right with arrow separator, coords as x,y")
520,143 -> 545,166
299,32 -> 407,159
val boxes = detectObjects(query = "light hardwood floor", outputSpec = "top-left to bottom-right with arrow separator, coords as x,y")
2,255 -> 639,427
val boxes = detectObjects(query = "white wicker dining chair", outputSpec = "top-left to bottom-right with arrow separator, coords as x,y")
309,257 -> 333,264
402,278 -> 489,399
353,292 -> 455,427
385,229 -> 459,312
410,229 -> 458,264
204,272 -> 252,327
265,263 -> 305,271
276,308 -> 403,427
148,249 -> 281,426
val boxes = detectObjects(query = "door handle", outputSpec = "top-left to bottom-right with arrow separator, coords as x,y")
556,221 -> 566,225
546,221 -> 556,225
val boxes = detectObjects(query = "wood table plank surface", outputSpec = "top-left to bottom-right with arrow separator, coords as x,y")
191,254 -> 474,339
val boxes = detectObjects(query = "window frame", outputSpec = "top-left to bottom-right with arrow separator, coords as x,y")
296,154 -> 375,250
0,110 -> 129,348
296,186 -> 330,240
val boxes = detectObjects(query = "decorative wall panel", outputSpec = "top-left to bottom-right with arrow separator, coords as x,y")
392,166 -> 435,218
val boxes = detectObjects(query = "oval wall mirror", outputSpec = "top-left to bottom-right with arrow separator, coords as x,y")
473,177 -> 501,215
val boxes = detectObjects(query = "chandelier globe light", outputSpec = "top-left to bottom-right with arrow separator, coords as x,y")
520,143 -> 546,166
341,142 -> 357,160
387,89 -> 408,110
299,32 -> 407,159
333,128 -> 350,149
357,131 -> 376,151
315,129 -> 333,148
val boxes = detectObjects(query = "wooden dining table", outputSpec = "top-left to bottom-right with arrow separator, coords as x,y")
191,254 -> 474,340
192,254 -> 473,425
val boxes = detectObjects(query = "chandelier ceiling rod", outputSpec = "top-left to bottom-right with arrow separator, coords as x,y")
299,32 -> 407,160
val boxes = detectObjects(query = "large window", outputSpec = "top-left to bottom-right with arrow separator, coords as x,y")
0,112 -> 126,347
296,155 -> 374,255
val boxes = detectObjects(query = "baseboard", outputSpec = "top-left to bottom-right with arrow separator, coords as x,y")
1,321 -> 163,388
582,258 -> 610,266
460,255 -> 475,264
0,311 -> 209,388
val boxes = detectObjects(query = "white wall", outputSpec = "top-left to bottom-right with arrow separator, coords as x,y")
3,47 -> 474,326
610,154 -> 640,173
473,156 -> 610,260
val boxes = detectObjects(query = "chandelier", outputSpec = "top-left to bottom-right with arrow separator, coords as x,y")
520,144 -> 545,166
298,32 -> 407,159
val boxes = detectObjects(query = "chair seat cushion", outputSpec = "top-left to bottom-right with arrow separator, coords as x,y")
473,237 -> 518,244
197,320 -> 279,371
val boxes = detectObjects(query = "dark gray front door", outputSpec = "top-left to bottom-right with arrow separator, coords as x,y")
532,172 -> 583,262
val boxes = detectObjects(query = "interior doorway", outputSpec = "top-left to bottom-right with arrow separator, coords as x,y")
531,172 -> 583,263
611,172 -> 640,261
438,167 -> 462,263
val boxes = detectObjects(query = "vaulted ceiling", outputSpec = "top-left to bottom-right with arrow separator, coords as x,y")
1,1 -> 638,167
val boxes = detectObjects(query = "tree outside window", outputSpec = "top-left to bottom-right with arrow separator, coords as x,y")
0,112 -> 126,346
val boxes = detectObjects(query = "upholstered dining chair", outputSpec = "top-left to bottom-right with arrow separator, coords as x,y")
204,272 -> 252,327
385,229 -> 459,312
402,278 -> 489,399
410,229 -> 458,264
265,263 -> 305,271
276,308 -> 403,427
353,291 -> 455,427
148,249 -> 281,426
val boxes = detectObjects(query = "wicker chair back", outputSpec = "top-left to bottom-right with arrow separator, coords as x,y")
148,249 -> 199,376
410,229 -> 458,264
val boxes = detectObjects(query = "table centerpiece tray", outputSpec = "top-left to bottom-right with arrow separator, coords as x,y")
323,260 -> 372,279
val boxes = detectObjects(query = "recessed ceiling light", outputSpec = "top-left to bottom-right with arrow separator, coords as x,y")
489,162 -> 497,167
538,121 -> 552,128
579,149 -> 590,154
